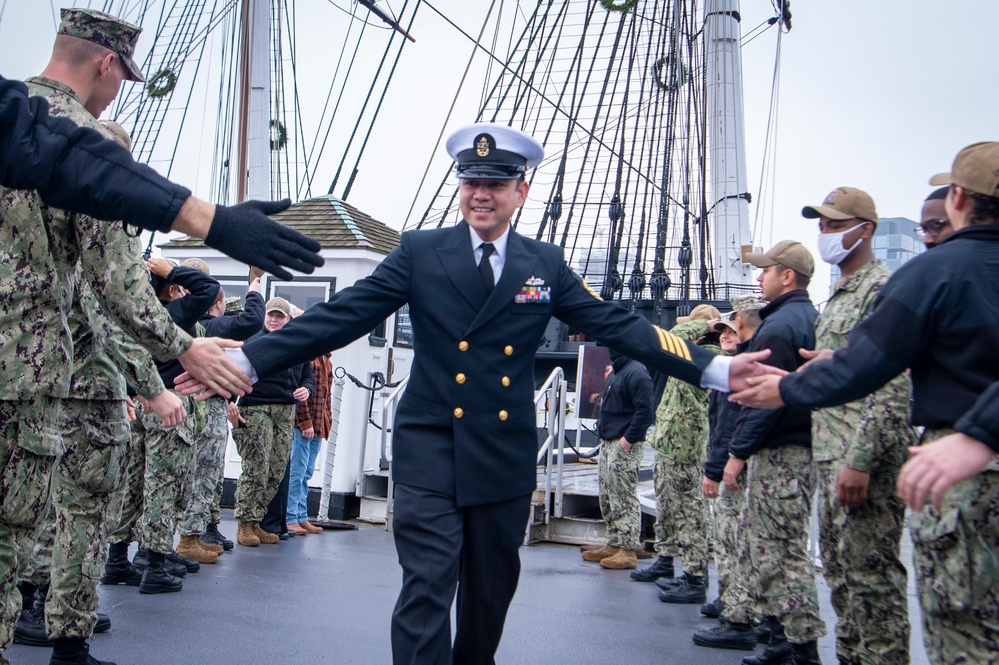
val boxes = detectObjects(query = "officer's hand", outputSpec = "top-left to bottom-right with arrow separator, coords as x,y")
227,402 -> 246,429
146,389 -> 186,429
798,348 -> 834,373
729,374 -> 785,409
727,350 -> 784,393
897,434 -> 996,511
619,437 -> 632,453
702,477 -> 720,498
177,338 -> 251,399
836,466 -> 870,508
723,457 -> 745,491
205,200 -> 324,281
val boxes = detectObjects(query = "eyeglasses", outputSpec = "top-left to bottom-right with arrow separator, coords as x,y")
916,219 -> 950,238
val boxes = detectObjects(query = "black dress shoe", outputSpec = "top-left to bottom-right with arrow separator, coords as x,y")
629,555 -> 674,582
658,573 -> 707,604
692,619 -> 758,651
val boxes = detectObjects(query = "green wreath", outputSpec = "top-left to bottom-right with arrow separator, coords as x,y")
270,119 -> 287,151
146,69 -> 177,98
653,55 -> 687,91
599,0 -> 639,12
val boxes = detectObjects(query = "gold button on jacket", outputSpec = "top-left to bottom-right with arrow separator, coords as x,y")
458,341 -> 469,351
501,376 -> 510,387
504,345 -> 513,356
498,410 -> 508,421
453,408 -> 464,418
455,373 -> 466,384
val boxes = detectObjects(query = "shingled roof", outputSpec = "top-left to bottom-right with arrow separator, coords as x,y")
160,195 -> 400,254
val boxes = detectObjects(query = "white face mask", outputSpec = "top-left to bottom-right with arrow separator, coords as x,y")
817,223 -> 868,265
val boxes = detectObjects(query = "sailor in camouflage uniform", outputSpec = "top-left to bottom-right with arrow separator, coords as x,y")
0,11 -> 195,665
803,187 -> 913,665
643,305 -> 721,603
582,348 -> 654,570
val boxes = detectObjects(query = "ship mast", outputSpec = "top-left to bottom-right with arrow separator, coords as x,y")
705,0 -> 754,295
236,0 -> 272,202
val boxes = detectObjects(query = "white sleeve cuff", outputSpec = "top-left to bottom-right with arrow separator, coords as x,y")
700,355 -> 731,392
225,347 -> 259,384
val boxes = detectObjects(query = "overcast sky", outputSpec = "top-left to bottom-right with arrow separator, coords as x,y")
2,1 -> 996,299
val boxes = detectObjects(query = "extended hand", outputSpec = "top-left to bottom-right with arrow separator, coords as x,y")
723,457 -> 745,491
205,200 -> 324,281
727,350 -> 784,393
145,389 -> 187,428
227,402 -> 245,429
836,466 -> 870,507
799,348 -> 834,372
897,434 -> 996,511
729,374 -> 785,409
176,338 -> 252,399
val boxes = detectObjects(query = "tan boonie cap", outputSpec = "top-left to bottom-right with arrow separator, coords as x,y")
676,303 -> 722,325
265,297 -> 291,316
181,258 -> 210,275
729,294 -> 765,312
801,187 -> 878,223
745,240 -> 815,278
58,9 -> 145,83
224,296 -> 243,314
929,142 -> 999,198
98,119 -> 131,149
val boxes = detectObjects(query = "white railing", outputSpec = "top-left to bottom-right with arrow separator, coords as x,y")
534,368 -> 569,521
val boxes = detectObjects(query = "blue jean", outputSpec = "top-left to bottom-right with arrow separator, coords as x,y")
286,428 -> 322,524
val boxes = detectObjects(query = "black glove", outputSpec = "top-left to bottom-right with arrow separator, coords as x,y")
205,199 -> 324,281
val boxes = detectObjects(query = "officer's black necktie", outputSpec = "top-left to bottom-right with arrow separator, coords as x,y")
478,243 -> 496,295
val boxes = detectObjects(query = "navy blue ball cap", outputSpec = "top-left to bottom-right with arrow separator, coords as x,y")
446,123 -> 544,179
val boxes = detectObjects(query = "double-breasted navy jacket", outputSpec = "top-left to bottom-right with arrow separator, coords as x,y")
243,222 -> 716,507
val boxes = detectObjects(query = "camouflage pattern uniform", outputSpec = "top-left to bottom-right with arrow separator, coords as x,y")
0,71 -> 188,659
178,395 -> 228,537
742,445 -> 824,642
812,260 -> 913,665
714,473 -> 753,620
597,438 -> 645,549
911,428 -> 999,665
232,405 -> 296,521
649,320 -> 718,577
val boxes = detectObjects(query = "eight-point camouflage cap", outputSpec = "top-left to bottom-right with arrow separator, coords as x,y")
729,294 -> 765,312
58,8 -> 145,83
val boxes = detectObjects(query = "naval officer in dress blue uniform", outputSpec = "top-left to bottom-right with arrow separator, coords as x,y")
205,123 -> 773,664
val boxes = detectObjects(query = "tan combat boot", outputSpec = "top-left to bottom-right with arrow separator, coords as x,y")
600,548 -> 638,570
196,536 -> 224,555
176,535 -> 219,564
581,544 -> 619,562
250,523 -> 280,544
236,520 -> 260,547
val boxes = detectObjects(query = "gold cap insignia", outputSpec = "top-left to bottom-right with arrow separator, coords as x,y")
476,135 -> 490,157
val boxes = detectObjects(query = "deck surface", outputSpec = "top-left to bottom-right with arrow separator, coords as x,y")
7,510 -> 931,664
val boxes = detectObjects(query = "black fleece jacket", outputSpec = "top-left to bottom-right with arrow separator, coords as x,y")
200,291 -> 265,341
236,329 -> 316,407
596,356 -> 654,443
729,290 -> 817,460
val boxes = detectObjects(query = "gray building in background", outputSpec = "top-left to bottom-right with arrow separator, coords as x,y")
831,216 -> 923,283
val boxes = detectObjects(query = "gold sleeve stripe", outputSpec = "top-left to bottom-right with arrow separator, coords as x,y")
654,326 -> 692,361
